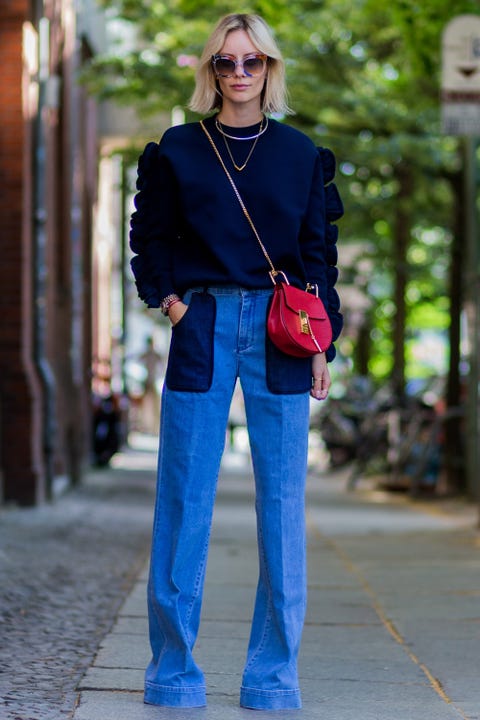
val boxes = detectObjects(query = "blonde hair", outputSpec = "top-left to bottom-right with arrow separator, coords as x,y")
189,13 -> 292,116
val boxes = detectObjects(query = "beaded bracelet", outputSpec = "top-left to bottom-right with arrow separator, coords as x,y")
160,293 -> 181,316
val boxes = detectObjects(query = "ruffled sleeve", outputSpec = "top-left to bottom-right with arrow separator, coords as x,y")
301,146 -> 344,362
319,147 -> 343,361
129,140 -> 178,308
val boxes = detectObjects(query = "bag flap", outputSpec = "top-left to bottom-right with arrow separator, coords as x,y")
279,283 -> 329,320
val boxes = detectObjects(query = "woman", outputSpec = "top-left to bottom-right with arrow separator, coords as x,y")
130,12 -> 343,711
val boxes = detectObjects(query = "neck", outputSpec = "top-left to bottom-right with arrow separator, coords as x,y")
217,102 -> 263,127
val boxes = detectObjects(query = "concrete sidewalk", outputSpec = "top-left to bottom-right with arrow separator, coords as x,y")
73,444 -> 480,720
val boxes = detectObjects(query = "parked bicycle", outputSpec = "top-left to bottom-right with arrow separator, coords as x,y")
310,375 -> 463,495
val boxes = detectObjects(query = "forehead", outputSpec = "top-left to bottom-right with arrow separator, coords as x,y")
220,29 -> 259,56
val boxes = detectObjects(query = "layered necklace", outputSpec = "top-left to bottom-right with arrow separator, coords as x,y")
215,116 -> 269,172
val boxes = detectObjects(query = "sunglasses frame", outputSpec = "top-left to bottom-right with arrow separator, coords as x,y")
211,53 -> 268,78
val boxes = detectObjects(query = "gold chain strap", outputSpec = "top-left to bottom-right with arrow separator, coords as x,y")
200,120 -> 278,279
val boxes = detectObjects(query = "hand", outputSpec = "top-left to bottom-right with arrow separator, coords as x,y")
311,352 -> 331,401
168,301 -> 188,326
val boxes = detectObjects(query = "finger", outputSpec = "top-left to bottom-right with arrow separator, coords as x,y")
311,373 -> 330,401
311,388 -> 328,400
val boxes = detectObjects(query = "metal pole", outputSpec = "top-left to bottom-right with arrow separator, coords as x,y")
464,136 -> 479,519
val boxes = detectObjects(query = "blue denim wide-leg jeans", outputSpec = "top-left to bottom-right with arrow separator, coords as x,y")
144,288 -> 310,710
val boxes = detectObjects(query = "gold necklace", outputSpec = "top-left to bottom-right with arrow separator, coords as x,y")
219,118 -> 264,172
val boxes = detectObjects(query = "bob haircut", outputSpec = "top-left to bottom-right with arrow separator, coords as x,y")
189,13 -> 292,116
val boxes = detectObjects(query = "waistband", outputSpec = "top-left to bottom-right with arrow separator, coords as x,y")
186,286 -> 273,297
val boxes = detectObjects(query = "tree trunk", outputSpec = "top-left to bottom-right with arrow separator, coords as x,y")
356,320 -> 371,377
391,164 -> 413,401
444,171 -> 466,493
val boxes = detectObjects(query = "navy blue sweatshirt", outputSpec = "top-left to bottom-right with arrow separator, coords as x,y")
130,114 -> 343,354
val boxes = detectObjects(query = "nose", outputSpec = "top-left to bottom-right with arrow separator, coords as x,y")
234,60 -> 246,77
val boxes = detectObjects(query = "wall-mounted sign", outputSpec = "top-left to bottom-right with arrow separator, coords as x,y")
441,14 -> 480,136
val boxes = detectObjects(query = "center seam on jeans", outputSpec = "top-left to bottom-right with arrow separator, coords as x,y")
244,523 -> 274,670
185,530 -> 211,645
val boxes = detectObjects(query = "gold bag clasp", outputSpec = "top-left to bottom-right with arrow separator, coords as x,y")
299,310 -> 310,334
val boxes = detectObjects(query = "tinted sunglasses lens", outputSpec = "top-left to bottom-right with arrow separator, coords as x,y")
243,57 -> 265,75
214,58 -> 236,76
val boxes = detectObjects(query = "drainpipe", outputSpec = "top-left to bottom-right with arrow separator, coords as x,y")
32,15 -> 57,500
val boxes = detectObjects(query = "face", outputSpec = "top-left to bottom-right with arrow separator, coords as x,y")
214,29 -> 268,111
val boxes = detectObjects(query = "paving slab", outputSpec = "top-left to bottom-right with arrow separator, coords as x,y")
305,586 -> 380,625
112,616 -> 148,635
298,625 -> 410,664
298,656 -> 429,684
117,581 -> 148,616
80,667 -> 145,691
93,634 -> 150,670
382,595 -> 480,621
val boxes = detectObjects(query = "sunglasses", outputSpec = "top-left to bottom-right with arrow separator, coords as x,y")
211,53 -> 268,78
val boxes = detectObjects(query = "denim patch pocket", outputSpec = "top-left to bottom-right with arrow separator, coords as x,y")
265,335 -> 313,395
165,291 -> 216,392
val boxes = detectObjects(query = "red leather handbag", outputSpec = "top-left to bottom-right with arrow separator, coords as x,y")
267,272 -> 332,357
200,121 -> 332,357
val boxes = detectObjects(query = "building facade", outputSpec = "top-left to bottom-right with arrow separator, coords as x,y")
0,0 -> 102,504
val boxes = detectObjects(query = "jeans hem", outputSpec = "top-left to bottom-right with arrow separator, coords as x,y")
144,682 -> 207,707
240,685 -> 302,710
